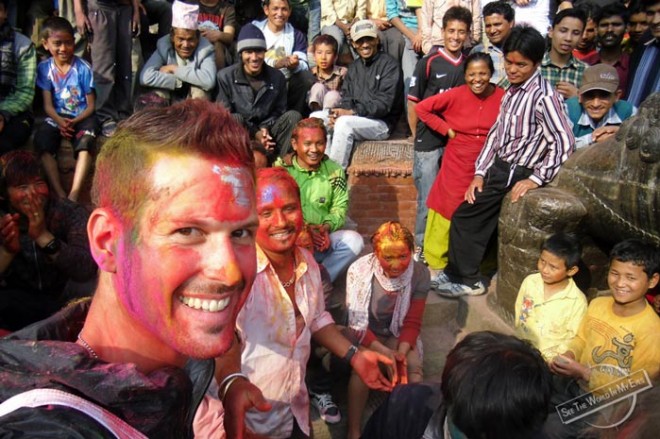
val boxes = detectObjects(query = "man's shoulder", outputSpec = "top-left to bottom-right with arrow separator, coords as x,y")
13,31 -> 33,54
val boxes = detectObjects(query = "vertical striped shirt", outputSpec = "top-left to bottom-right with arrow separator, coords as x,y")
475,71 -> 575,186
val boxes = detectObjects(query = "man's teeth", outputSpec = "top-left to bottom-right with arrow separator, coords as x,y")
179,296 -> 230,312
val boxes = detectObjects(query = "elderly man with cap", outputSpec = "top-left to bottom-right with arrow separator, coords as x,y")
311,19 -> 403,169
216,23 -> 302,160
564,64 -> 637,149
139,0 -> 217,103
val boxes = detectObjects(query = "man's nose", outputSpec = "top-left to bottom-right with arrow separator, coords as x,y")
203,237 -> 243,286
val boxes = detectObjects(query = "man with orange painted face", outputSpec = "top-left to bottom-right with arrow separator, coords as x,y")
0,100 -> 267,438
225,167 -> 397,438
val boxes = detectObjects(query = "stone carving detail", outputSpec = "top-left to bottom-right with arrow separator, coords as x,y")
494,93 -> 660,323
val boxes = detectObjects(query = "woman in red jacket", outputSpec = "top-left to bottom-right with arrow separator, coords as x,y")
416,53 -> 505,280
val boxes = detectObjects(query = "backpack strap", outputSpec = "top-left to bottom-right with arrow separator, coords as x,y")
0,388 -> 148,439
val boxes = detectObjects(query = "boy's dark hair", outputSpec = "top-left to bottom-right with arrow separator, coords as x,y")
443,6 -> 473,29
311,34 -> 338,55
502,25 -> 546,64
40,16 -> 75,40
441,331 -> 552,439
628,0 -> 646,15
483,0 -> 515,22
593,3 -> 629,25
263,0 -> 290,7
574,0 -> 601,21
465,52 -> 495,75
610,239 -> 660,278
0,151 -> 48,199
642,0 -> 660,12
552,7 -> 587,28
541,232 -> 582,269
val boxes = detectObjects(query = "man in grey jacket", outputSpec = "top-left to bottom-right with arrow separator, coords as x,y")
140,1 -> 216,103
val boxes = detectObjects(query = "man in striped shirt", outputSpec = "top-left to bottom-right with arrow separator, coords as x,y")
434,25 -> 575,298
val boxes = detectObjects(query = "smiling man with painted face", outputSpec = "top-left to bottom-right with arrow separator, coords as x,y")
0,100 -> 264,437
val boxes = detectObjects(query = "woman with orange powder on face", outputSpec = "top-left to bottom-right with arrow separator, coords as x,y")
344,221 -> 431,439
415,52 -> 505,278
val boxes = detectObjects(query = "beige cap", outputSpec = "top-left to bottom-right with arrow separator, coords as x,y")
350,20 -> 378,41
579,64 -> 620,95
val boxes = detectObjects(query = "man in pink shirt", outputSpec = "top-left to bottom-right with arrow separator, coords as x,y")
234,168 -> 397,438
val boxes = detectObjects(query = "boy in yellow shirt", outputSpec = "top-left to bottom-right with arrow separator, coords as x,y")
515,233 -> 588,362
551,239 -> 660,386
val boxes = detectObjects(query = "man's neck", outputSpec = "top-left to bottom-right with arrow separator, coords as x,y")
80,276 -> 187,373
267,20 -> 284,33
262,247 -> 295,271
599,45 -> 622,64
443,47 -> 462,60
549,49 -> 571,67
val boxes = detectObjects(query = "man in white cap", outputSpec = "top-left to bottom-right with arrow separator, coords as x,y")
565,64 -> 637,149
311,19 -> 403,169
139,0 -> 217,103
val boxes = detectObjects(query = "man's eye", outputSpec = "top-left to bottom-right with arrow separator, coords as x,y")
175,228 -> 199,237
232,229 -> 253,239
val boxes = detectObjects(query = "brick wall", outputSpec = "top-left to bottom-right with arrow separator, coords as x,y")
346,140 -> 418,238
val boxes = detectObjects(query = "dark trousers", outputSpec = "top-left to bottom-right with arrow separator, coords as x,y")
287,70 -> 315,117
445,157 -> 533,285
0,112 -> 33,153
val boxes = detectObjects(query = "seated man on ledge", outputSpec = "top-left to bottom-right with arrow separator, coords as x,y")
311,19 -> 403,169
140,1 -> 217,104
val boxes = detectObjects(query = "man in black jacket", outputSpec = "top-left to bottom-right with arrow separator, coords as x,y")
311,20 -> 403,169
216,23 -> 301,159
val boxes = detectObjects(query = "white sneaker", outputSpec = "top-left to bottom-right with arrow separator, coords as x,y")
310,392 -> 341,424
430,271 -> 451,289
435,281 -> 486,298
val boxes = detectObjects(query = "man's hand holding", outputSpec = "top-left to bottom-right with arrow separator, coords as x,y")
351,348 -> 395,391
159,64 -> 177,74
223,379 -> 272,439
0,213 -> 20,254
551,353 -> 591,382
591,125 -> 619,144
255,128 -> 276,151
556,81 -> 578,99
310,224 -> 331,252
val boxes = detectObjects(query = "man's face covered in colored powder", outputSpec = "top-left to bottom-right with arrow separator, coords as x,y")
113,153 -> 258,360
255,177 -> 304,256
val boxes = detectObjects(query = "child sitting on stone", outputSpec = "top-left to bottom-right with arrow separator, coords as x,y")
34,16 -> 96,202
308,34 -> 347,111
515,232 -> 588,362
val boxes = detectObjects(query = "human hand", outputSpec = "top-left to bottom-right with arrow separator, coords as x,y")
464,176 -> 484,204
556,82 -> 578,99
24,189 -> 47,241
352,349 -> 395,391
74,9 -> 92,37
591,126 -> 619,144
132,10 -> 141,37
256,128 -> 276,151
515,0 -> 531,5
412,32 -> 423,53
0,213 -> 21,254
223,379 -> 272,439
288,55 -> 299,70
447,128 -> 456,139
159,64 -> 177,74
310,224 -> 330,252
551,354 -> 590,381
201,29 -> 223,43
510,178 -> 539,203
372,19 -> 391,31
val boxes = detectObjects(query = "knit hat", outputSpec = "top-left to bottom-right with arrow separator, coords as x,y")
172,0 -> 199,31
236,24 -> 267,53
579,64 -> 619,95
350,20 -> 378,41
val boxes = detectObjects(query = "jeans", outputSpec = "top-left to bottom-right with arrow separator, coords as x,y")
401,34 -> 421,99
315,230 -> 364,282
311,110 -> 390,169
413,148 -> 442,247
308,0 -> 321,43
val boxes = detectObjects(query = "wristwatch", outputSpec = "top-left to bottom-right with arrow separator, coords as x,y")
41,238 -> 61,255
343,344 -> 358,364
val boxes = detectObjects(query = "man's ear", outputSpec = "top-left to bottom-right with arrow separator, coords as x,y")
649,272 -> 660,290
87,208 -> 121,273
614,89 -> 622,101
